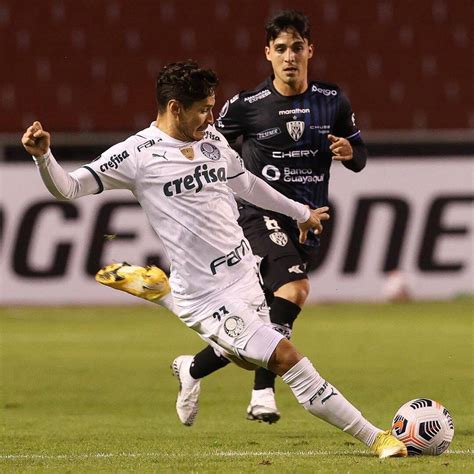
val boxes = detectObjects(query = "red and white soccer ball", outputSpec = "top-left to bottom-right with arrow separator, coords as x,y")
392,398 -> 454,455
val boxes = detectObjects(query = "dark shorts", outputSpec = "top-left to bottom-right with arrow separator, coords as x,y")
238,206 -> 318,293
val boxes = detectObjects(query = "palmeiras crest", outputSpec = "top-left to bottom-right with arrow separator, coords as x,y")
286,120 -> 305,141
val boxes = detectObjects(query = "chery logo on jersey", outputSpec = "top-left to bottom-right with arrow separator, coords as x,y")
272,149 -> 319,159
99,150 -> 130,171
163,164 -> 226,197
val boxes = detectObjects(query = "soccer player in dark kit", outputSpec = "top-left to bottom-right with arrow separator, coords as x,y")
181,9 -> 368,423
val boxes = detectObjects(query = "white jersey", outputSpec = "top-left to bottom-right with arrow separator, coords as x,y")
84,125 -> 255,299
34,123 -> 309,303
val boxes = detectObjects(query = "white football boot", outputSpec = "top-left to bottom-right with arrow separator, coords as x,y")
171,355 -> 201,426
246,388 -> 281,424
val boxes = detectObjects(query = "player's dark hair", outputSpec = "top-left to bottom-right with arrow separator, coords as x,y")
156,61 -> 219,111
265,10 -> 311,44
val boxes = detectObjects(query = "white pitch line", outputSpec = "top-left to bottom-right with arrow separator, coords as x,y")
0,449 -> 472,461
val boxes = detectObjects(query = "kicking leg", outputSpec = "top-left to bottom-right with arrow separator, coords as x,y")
267,338 -> 407,459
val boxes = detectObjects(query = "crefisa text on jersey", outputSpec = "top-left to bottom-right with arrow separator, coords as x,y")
163,163 -> 226,197
99,150 -> 130,171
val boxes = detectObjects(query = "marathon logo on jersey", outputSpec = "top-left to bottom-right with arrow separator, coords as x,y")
243,89 -> 271,103
200,142 -> 221,160
272,149 -> 319,159
312,85 -> 338,96
210,239 -> 251,275
283,168 -> 324,184
163,164 -> 226,197
278,108 -> 310,115
99,150 -> 130,172
256,127 -> 281,141
286,121 -> 305,141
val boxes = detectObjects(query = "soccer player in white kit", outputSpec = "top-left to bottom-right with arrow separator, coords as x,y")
21,61 -> 406,459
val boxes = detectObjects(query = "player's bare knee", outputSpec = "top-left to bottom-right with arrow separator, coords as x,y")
267,338 -> 303,376
275,279 -> 310,307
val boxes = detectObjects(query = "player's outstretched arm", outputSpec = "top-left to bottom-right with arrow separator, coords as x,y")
297,206 -> 330,244
21,121 -> 51,157
21,121 -> 100,200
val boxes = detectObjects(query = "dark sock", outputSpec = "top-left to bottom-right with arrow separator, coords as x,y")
190,345 -> 230,379
253,296 -> 302,390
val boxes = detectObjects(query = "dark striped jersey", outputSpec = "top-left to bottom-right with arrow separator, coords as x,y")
216,76 -> 366,212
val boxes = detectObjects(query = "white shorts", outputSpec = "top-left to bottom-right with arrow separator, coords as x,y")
174,268 -> 284,368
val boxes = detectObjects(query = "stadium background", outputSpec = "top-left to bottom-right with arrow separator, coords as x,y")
0,0 -> 473,304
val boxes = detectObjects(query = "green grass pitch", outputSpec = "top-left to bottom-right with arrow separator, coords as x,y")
1,301 -> 472,472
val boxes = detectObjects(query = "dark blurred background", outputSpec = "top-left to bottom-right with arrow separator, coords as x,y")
1,0 -> 472,134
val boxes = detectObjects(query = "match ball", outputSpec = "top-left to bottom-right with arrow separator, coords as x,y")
392,398 -> 454,455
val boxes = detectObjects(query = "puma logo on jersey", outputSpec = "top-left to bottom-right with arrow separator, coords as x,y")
163,164 -> 226,197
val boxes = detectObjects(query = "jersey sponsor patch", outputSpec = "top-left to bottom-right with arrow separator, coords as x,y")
223,316 -> 245,337
243,89 -> 271,103
269,231 -> 288,247
286,121 -> 305,141
262,164 -> 280,181
200,142 -> 221,160
256,127 -> 281,140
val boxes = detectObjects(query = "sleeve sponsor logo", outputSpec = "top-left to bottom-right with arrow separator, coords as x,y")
256,127 -> 281,141
312,85 -> 338,96
200,142 -> 221,160
243,89 -> 271,103
99,150 -> 130,172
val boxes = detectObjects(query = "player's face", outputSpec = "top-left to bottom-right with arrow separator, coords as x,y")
178,95 -> 215,141
265,29 -> 314,93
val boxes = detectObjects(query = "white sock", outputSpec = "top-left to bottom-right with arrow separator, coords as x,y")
282,357 -> 382,447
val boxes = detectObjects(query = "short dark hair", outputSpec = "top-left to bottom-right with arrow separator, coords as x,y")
265,10 -> 311,45
156,61 -> 219,111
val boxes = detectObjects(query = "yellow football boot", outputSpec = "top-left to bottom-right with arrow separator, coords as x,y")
372,430 -> 408,459
95,262 -> 170,302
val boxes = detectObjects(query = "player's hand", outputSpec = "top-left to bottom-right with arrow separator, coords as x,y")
328,134 -> 353,161
21,121 -> 50,157
298,206 -> 330,243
